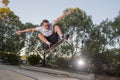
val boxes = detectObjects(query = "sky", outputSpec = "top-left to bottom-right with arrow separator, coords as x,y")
1,0 -> 120,25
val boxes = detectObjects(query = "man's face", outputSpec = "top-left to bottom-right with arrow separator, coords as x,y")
43,22 -> 49,29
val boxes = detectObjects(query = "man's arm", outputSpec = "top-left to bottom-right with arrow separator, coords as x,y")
54,8 -> 74,24
16,28 -> 36,34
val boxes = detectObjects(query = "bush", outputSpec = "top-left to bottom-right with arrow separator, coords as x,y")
27,55 -> 40,66
49,56 -> 70,68
0,53 -> 20,65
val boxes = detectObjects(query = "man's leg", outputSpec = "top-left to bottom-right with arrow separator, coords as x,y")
38,33 -> 51,46
54,25 -> 63,39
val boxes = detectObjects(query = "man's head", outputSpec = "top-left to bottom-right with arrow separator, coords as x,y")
41,19 -> 49,29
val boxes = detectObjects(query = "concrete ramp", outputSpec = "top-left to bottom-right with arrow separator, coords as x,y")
0,69 -> 36,80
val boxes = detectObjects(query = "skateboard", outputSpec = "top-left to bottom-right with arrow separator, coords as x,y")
46,34 -> 69,52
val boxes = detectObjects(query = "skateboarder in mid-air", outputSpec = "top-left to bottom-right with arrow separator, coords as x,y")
16,9 -> 74,49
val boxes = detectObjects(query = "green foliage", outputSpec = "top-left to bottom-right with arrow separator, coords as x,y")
59,8 -> 93,34
58,8 -> 93,58
0,9 -> 25,53
81,13 -> 120,76
59,9 -> 120,76
55,57 -> 70,68
103,49 -> 120,76
48,56 -> 70,68
27,55 -> 40,66
0,53 -> 20,65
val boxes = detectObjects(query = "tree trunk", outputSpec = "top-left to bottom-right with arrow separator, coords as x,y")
42,52 -> 46,67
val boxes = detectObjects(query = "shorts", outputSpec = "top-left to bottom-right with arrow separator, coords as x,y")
41,32 -> 59,50
45,32 -> 59,44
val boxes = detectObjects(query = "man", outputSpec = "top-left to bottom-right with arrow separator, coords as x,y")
16,9 -> 74,49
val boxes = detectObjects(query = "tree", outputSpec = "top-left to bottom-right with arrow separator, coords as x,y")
112,12 -> 120,49
58,8 -> 93,58
0,9 -> 25,54
81,12 -> 120,75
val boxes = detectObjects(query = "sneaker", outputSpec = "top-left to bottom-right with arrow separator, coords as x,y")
60,35 -> 64,40
48,43 -> 53,47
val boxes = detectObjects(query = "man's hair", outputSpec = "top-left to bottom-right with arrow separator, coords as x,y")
41,19 -> 49,26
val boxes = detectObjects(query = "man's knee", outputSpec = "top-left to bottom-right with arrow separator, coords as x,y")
54,25 -> 61,32
54,25 -> 60,29
38,33 -> 43,38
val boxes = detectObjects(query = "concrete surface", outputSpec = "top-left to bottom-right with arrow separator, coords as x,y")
0,69 -> 36,80
0,64 -> 79,80
20,65 -> 95,80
